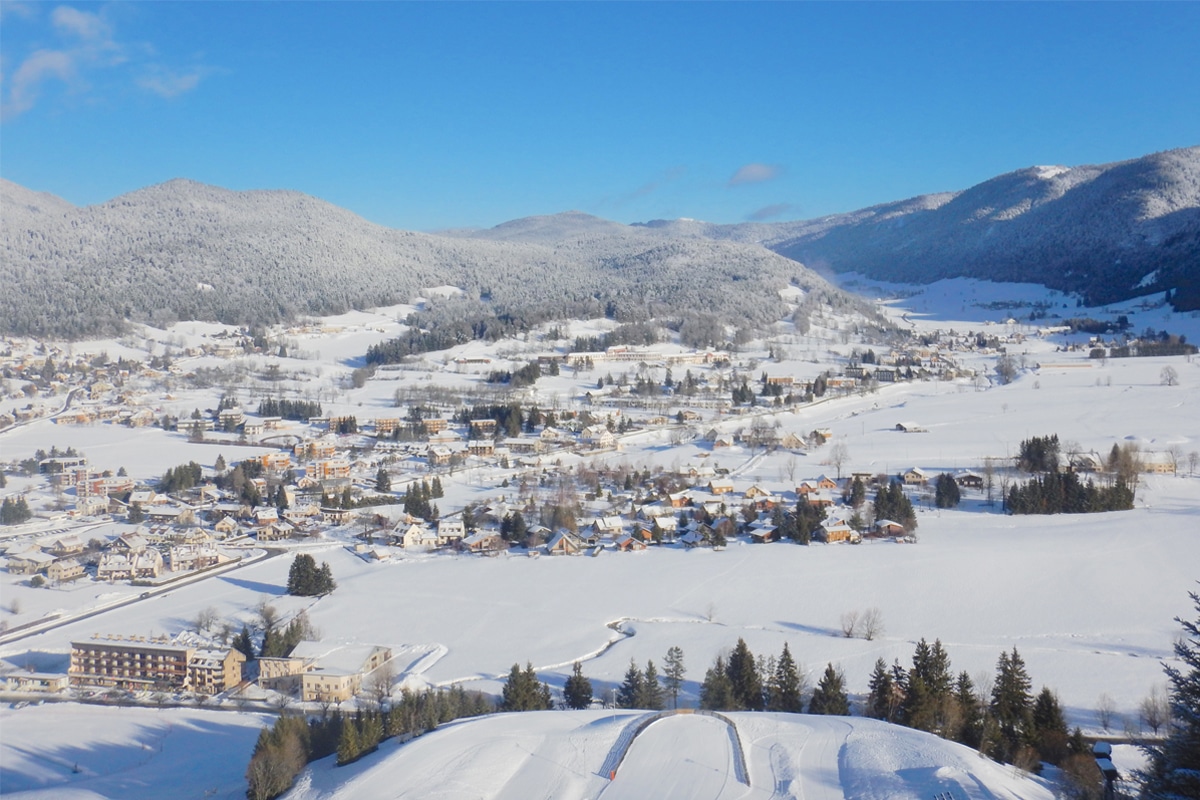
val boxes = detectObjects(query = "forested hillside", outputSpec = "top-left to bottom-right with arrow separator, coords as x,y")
649,146 -> 1200,309
0,180 -> 853,339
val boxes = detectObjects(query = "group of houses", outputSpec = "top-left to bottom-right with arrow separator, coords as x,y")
10,631 -> 395,704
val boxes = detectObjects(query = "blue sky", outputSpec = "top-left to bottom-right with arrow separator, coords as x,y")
2,2 -> 1198,231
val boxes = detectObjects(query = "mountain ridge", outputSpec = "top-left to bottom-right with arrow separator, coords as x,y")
0,178 -> 847,338
3,146 -> 1196,337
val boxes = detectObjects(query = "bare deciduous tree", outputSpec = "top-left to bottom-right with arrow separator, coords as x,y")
1139,685 -> 1169,736
1160,365 -> 1179,386
1165,444 -> 1183,476
256,599 -> 280,632
827,441 -> 850,480
1097,692 -> 1116,730
194,606 -> 219,633
840,609 -> 860,638
860,607 -> 884,641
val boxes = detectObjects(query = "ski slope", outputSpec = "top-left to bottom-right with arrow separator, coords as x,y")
281,710 -> 1056,800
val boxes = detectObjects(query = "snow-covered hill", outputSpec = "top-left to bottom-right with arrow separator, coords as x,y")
282,710 -> 1056,800
0,180 -> 847,338
659,146 -> 1200,310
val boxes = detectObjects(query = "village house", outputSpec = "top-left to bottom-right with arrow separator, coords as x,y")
901,467 -> 929,486
435,519 -> 465,547
461,531 -> 507,556
546,530 -> 585,555
7,548 -> 56,575
168,543 -> 230,572
815,518 -> 856,543
47,558 -> 85,582
954,471 -> 985,489
281,642 -> 393,703
396,523 -> 439,551
614,533 -> 647,552
97,549 -> 164,581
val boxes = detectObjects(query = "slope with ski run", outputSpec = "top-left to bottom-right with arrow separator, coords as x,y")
281,710 -> 1054,800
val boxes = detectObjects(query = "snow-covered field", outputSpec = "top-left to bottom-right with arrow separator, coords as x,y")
1,703 -> 271,800
2,280 -> 1197,799
281,710 -> 1057,800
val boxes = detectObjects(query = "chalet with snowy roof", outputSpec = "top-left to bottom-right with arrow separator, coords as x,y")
748,523 -> 779,544
112,532 -> 149,553
462,532 -> 507,556
319,507 -> 353,526
546,530 -> 584,556
45,535 -> 85,557
426,446 -> 453,466
874,519 -> 906,537
397,523 -> 438,551
815,518 -> 855,544
146,504 -> 196,526
954,471 -> 985,489
97,549 -> 163,580
894,422 -> 928,433
467,439 -> 495,457
591,516 -> 625,537
47,558 -> 85,582
7,549 -> 55,575
253,522 -> 291,542
214,516 -> 242,537
614,533 -> 647,552
169,544 -> 230,572
1069,453 -> 1105,473
901,467 -> 929,486
436,519 -> 466,547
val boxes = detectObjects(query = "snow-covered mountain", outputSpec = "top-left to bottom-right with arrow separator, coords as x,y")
4,145 -> 1196,338
0,180 -> 845,338
647,146 -> 1200,310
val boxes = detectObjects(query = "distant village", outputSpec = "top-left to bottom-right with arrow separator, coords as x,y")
1,317 -> 1192,707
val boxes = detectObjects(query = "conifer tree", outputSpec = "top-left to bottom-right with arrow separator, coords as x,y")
1031,686 -> 1069,764
726,638 -> 764,710
989,647 -> 1033,763
953,671 -> 984,749
700,655 -> 735,711
663,646 -> 686,709
769,643 -> 804,713
617,659 -> 644,709
867,657 -> 899,721
809,663 -> 849,715
563,661 -> 593,710
336,719 -> 360,765
375,467 -> 391,493
639,661 -> 665,710
934,473 -> 961,508
1139,588 -> 1200,799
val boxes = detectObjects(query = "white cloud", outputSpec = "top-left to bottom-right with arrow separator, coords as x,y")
728,163 -> 782,187
0,2 -> 37,21
2,48 -> 75,118
51,5 -> 112,43
138,68 -> 205,99
2,4 -> 212,119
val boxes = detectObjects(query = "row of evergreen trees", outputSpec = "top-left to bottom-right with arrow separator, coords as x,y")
256,397 -> 322,421
157,460 -> 204,493
864,641 -> 1076,767
402,479 -> 442,521
0,496 -> 32,525
246,686 -> 493,800
1006,472 -> 1135,515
